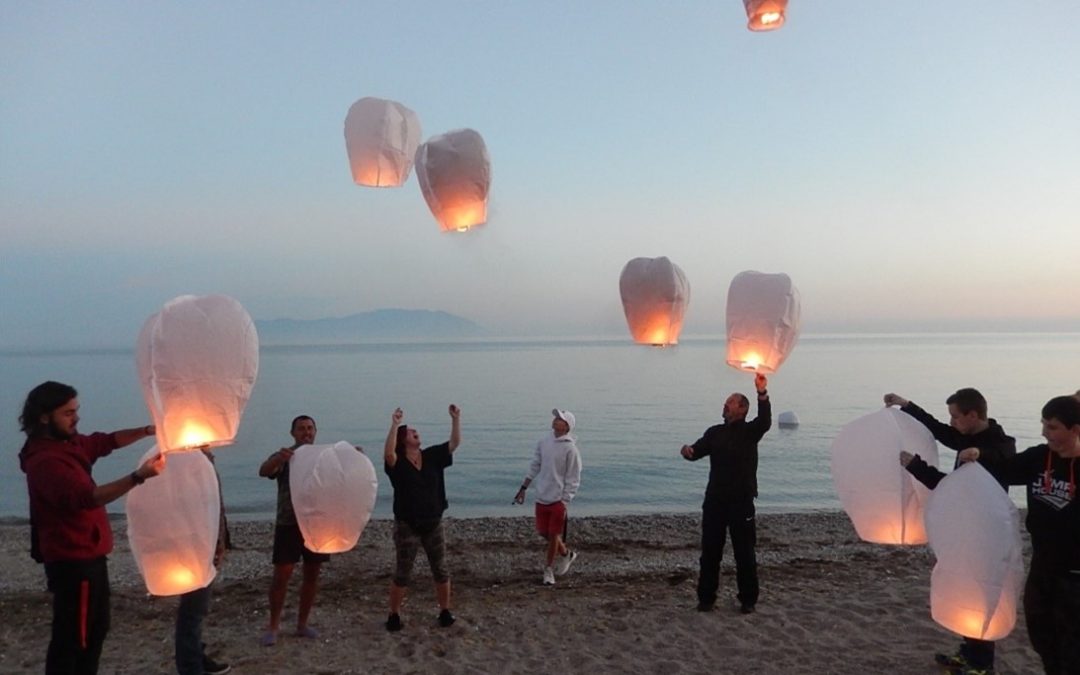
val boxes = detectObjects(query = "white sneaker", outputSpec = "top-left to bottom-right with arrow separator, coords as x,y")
542,566 -> 555,586
555,549 -> 578,576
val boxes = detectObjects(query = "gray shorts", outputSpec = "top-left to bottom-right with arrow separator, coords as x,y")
392,519 -> 448,586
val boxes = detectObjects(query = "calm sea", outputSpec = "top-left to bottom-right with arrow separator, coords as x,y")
1,333 -> 1076,523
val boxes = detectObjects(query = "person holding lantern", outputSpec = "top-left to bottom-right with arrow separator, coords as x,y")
680,373 -> 770,614
886,388 -> 1016,674
258,415 -> 328,646
513,408 -> 583,586
18,380 -> 163,675
384,405 -> 461,632
956,395 -> 1080,675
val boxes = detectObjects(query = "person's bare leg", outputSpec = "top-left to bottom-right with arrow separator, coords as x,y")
267,563 -> 294,636
436,580 -> 451,610
297,561 -> 321,633
389,582 -> 407,614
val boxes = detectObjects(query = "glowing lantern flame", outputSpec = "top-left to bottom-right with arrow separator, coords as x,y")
415,129 -> 491,233
126,447 -> 221,596
925,463 -> 1023,640
289,442 -> 379,554
830,408 -> 939,545
725,271 -> 801,374
619,256 -> 690,346
136,294 -> 259,452
744,0 -> 788,32
344,97 -> 422,188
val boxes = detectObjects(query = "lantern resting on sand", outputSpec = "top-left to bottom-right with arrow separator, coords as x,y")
831,408 -> 939,545
136,294 -> 259,452
344,97 -> 422,187
619,256 -> 691,346
415,128 -> 491,232
725,270 -> 801,374
744,0 -> 788,32
289,441 -> 379,554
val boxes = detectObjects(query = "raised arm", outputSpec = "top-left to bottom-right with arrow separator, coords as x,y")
92,452 -> 165,506
749,373 -> 771,435
448,404 -> 461,453
258,447 -> 294,478
384,408 -> 404,468
111,424 -> 156,449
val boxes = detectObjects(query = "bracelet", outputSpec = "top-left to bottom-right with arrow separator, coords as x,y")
519,485 -> 527,491
758,389 -> 768,397
130,471 -> 146,486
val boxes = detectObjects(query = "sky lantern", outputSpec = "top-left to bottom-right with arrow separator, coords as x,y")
725,270 -> 801,373
126,447 -> 220,596
744,0 -> 788,32
136,294 -> 259,452
831,408 -> 939,545
618,256 -> 691,346
289,442 -> 379,554
415,128 -> 491,233
925,463 -> 1023,641
343,97 -> 422,187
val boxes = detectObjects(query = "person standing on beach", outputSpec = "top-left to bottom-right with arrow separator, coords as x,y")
956,395 -> 1080,675
258,415 -> 328,646
885,388 -> 1015,674
680,373 -> 770,614
513,409 -> 583,586
384,405 -> 461,632
18,380 -> 163,675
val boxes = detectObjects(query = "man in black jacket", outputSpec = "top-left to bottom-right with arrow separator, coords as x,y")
884,388 -> 1016,674
681,373 -> 770,614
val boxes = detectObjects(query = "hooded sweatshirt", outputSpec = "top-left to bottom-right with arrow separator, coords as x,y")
900,401 -> 1016,490
19,432 -> 118,563
526,429 -> 582,505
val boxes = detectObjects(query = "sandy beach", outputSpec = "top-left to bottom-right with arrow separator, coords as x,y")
0,512 -> 1042,674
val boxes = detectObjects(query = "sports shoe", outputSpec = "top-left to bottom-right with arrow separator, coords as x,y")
739,603 -> 755,615
438,608 -> 455,627
555,549 -> 578,576
385,613 -> 403,632
203,655 -> 231,675
295,625 -> 318,639
934,653 -> 968,670
542,566 -> 555,586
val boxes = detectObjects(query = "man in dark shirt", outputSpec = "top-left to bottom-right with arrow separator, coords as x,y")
885,388 -> 1016,674
680,373 -> 770,614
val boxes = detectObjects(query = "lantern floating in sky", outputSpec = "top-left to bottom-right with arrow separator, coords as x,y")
925,463 -> 1023,641
831,408 -> 939,545
344,97 -> 422,187
744,0 -> 788,32
618,256 -> 691,346
289,442 -> 379,554
126,447 -> 220,596
137,294 -> 259,452
415,128 -> 491,233
725,271 -> 801,373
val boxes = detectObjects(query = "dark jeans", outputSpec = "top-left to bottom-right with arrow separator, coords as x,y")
698,499 -> 758,607
44,557 -> 110,675
958,636 -> 994,669
175,584 -> 212,675
1025,564 -> 1080,675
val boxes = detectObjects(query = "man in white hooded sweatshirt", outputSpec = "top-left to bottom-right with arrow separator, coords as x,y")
514,409 -> 583,586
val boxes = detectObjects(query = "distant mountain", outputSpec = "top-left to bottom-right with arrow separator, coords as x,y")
256,309 -> 485,344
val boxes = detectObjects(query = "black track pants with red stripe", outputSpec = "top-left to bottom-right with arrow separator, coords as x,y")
44,557 -> 110,675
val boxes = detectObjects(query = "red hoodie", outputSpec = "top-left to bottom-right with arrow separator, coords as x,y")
19,432 -> 119,563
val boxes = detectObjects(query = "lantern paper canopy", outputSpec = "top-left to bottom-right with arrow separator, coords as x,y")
830,408 -> 939,545
289,442 -> 379,554
925,463 -> 1023,641
344,97 -> 422,187
725,271 -> 801,373
744,0 -> 788,32
415,128 -> 491,232
618,256 -> 691,346
126,447 -> 220,596
137,294 -> 259,452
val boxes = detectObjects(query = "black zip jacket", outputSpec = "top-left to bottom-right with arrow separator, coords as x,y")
689,397 -> 771,503
900,401 -> 1016,490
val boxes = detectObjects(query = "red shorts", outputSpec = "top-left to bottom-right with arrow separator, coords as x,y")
535,501 -> 567,537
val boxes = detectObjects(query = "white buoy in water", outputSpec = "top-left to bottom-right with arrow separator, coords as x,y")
778,411 -> 800,429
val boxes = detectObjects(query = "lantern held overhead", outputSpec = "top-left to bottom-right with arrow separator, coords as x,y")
344,97 -> 422,187
137,294 -> 259,452
830,408 -> 939,545
618,256 -> 691,346
290,442 -> 379,554
415,128 -> 491,233
725,271 -> 801,373
744,0 -> 788,32
126,447 -> 221,596
925,463 -> 1023,641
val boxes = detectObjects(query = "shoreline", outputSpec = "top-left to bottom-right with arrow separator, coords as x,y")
0,512 -> 1042,674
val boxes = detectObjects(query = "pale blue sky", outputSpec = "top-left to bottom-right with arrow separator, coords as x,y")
2,2 -> 1078,348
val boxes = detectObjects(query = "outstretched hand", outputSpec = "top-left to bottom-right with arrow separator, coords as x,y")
140,452 -> 166,479
755,373 -> 768,394
680,444 -> 695,460
448,404 -> 460,419
899,451 -> 914,467
958,447 -> 980,464
883,393 -> 909,408
391,408 -> 404,426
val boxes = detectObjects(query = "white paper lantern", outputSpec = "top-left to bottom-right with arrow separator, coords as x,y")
744,0 -> 788,32
618,256 -> 691,346
925,463 -> 1023,640
126,446 -> 220,596
415,128 -> 491,232
137,295 -> 259,452
725,270 -> 801,373
778,411 -> 800,428
344,97 -> 422,187
831,408 -> 939,544
289,442 -> 379,554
